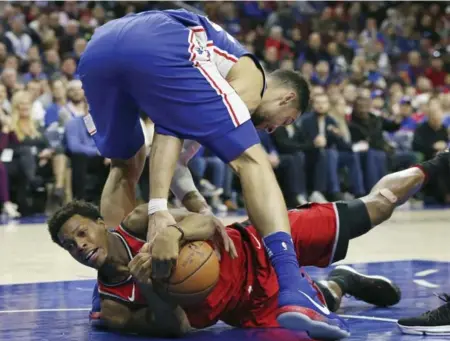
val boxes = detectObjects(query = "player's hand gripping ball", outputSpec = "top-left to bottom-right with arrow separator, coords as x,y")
128,244 -> 152,285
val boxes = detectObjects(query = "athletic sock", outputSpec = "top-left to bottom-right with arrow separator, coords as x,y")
263,231 -> 304,293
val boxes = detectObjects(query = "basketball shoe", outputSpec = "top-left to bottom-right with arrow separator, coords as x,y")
398,293 -> 450,335
276,269 -> 350,340
325,265 -> 401,308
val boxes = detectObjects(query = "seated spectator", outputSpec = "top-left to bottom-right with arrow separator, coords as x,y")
188,147 -> 232,212
64,113 -> 109,204
302,94 -> 364,200
50,80 -> 86,125
26,79 -> 46,125
56,56 -> 80,82
22,59 -> 48,84
264,25 -> 292,60
424,52 -> 446,88
59,20 -> 81,57
2,68 -> 22,100
0,108 -> 20,218
386,96 -> 420,170
44,80 -> 69,210
7,90 -> 56,215
413,98 -> 449,203
299,32 -> 330,66
73,38 -> 87,62
310,60 -> 333,87
44,80 -> 67,128
43,49 -> 60,79
350,95 -> 400,192
258,130 -> 307,207
272,121 -> 325,203
4,15 -> 32,61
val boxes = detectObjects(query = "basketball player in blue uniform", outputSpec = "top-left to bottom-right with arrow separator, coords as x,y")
77,9 -> 345,339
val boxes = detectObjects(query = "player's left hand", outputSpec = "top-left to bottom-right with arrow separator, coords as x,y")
209,216 -> 238,259
150,225 -> 182,280
129,244 -> 152,285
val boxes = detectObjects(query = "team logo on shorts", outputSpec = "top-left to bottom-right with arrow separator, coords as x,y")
196,46 -> 210,59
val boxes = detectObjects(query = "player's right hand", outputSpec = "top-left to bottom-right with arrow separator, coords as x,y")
129,246 -> 152,285
150,224 -> 182,280
147,210 -> 179,279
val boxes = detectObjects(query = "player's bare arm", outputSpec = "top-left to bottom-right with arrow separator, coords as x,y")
123,205 -> 237,258
100,290 -> 190,337
228,145 -> 291,236
147,133 -> 183,247
100,145 -> 147,227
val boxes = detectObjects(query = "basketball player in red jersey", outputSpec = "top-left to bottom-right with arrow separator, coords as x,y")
48,149 -> 450,338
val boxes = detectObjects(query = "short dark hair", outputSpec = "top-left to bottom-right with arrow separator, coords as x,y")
48,200 -> 102,246
270,69 -> 311,114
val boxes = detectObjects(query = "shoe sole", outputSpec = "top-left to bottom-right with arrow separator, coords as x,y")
317,280 -> 341,312
398,323 -> 450,335
277,310 -> 350,340
332,265 -> 401,307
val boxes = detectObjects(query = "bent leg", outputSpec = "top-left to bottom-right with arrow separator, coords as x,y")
361,167 -> 425,227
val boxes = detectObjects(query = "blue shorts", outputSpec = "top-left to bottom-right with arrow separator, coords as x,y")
78,11 -> 259,162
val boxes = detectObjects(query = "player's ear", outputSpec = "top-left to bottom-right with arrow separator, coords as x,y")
96,218 -> 106,229
281,91 -> 296,106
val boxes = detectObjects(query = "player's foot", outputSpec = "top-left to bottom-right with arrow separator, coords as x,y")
327,265 -> 401,307
315,280 -> 341,313
397,293 -> 450,335
89,283 -> 103,327
276,270 -> 350,340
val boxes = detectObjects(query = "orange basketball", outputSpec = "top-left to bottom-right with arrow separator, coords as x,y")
164,241 -> 219,306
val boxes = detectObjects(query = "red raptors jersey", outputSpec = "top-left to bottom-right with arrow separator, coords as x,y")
97,225 -> 147,306
184,204 -> 339,329
97,204 -> 338,329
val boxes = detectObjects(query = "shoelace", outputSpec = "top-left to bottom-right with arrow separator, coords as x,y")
421,293 -> 450,319
436,293 -> 450,303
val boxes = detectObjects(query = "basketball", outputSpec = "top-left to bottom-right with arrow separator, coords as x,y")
164,241 -> 220,306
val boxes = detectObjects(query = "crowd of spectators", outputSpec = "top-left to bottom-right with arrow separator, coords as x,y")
0,1 -> 449,219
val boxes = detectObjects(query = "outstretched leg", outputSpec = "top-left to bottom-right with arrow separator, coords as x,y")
348,151 -> 450,238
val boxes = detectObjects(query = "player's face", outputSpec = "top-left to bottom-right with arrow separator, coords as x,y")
252,89 -> 299,133
57,215 -> 109,269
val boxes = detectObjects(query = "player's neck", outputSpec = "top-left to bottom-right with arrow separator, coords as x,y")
99,232 -> 132,279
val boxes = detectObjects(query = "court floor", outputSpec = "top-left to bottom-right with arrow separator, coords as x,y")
1,208 -> 450,341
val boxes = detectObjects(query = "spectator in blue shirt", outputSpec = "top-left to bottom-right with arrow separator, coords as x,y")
64,115 -> 108,203
44,79 -> 67,128
22,59 -> 48,84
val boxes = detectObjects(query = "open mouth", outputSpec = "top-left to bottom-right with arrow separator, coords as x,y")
85,248 -> 98,263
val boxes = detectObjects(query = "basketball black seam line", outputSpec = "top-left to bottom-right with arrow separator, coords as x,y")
169,242 -> 214,286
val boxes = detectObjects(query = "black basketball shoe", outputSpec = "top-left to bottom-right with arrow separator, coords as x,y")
327,265 -> 401,307
397,294 -> 450,335
315,280 -> 341,312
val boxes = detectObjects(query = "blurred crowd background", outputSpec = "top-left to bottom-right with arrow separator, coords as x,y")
0,1 -> 449,219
